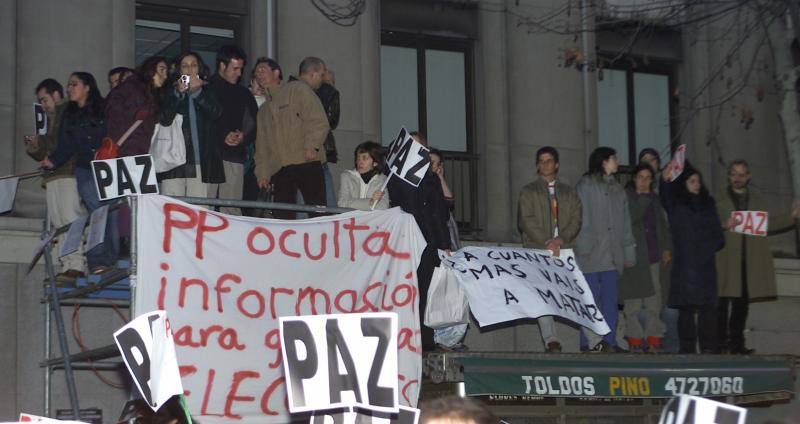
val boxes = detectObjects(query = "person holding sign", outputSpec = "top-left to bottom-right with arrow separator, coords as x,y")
388,131 -> 452,350
575,147 -> 635,353
715,159 -> 800,354
337,141 -> 390,210
660,162 -> 725,353
619,164 -> 671,353
517,146 -> 582,353
41,72 -> 119,274
25,79 -> 87,283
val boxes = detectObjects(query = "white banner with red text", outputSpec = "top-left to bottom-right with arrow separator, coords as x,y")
134,195 -> 426,423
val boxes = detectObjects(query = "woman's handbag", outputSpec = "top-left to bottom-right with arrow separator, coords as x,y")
94,110 -> 148,160
149,114 -> 186,172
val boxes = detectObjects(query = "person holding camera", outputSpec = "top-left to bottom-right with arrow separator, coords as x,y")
157,51 -> 223,197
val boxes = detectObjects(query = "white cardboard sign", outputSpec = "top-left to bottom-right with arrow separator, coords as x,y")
113,310 -> 184,411
33,103 -> 47,136
666,144 -> 686,182
280,313 -> 399,414
730,210 -> 768,237
0,177 -> 19,214
59,215 -> 88,258
384,128 -> 430,187
85,205 -> 108,252
658,395 -> 746,424
310,406 -> 420,424
91,154 -> 158,201
439,247 -> 611,335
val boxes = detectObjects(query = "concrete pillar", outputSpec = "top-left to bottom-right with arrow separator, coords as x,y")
0,0 -> 16,178
477,1 -> 513,242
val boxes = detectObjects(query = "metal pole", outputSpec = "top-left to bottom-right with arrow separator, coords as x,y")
580,0 -> 593,160
42,241 -> 81,418
42,217 -> 51,417
129,197 -> 137,319
266,0 -> 277,59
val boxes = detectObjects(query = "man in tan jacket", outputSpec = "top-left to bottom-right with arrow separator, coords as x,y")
518,146 -> 582,352
254,56 -> 330,219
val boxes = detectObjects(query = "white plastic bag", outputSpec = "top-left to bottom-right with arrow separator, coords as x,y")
424,266 -> 469,329
149,113 -> 186,173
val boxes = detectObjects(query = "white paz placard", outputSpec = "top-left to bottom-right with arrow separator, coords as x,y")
439,247 -> 611,336
666,144 -> 686,182
280,313 -> 399,414
91,154 -> 158,201
730,210 -> 768,237
658,395 -> 746,424
310,406 -> 420,424
113,310 -> 183,411
33,103 -> 47,135
385,127 -> 430,187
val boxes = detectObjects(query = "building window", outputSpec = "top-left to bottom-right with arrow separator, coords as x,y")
380,32 -> 479,236
135,4 -> 241,67
597,65 -> 675,166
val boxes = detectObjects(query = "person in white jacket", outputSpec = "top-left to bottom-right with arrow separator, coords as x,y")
337,141 -> 390,210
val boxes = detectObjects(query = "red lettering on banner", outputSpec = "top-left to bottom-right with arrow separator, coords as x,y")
363,231 -> 411,259
225,370 -> 260,419
179,365 -> 197,396
333,220 -> 340,258
179,278 -> 209,310
259,377 -> 285,416
401,376 -> 419,405
263,329 -> 282,368
163,203 -> 196,254
196,212 -> 229,259
237,290 -> 266,319
755,211 -> 768,235
215,273 -> 242,313
303,233 -> 327,260
343,218 -> 370,262
201,368 -> 224,417
279,230 -> 301,258
270,287 -> 295,319
361,282 -> 382,312
247,227 -> 275,255
398,327 -> 420,354
174,325 -> 246,350
296,287 -> 332,315
334,289 -> 358,313
392,284 -> 414,309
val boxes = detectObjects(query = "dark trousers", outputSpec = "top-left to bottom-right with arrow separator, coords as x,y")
678,304 -> 718,353
416,244 -> 440,351
271,162 -> 325,219
718,252 -> 749,351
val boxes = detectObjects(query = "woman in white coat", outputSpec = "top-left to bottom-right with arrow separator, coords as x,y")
337,141 -> 390,210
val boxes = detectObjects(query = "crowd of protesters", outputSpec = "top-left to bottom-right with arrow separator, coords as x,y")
519,145 -> 799,355
24,44 -> 796,357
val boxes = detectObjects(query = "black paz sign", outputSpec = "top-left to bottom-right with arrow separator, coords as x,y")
280,313 -> 399,414
91,154 -> 158,201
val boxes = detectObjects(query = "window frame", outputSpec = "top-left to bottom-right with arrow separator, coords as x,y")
380,31 -> 475,154
598,59 -> 678,166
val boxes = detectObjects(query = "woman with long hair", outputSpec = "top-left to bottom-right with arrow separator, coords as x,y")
157,51 -> 223,196
575,147 -> 636,352
660,162 -> 724,353
105,55 -> 168,157
42,72 -> 118,273
619,163 -> 671,353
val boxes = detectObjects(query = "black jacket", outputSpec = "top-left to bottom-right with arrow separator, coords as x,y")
315,82 -> 339,163
156,85 -> 224,184
388,172 -> 452,250
50,107 -> 106,170
207,74 -> 258,164
660,181 -> 725,308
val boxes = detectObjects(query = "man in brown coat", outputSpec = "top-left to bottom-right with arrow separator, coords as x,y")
518,146 -> 582,352
716,159 -> 799,354
254,56 -> 330,219
25,79 -> 85,282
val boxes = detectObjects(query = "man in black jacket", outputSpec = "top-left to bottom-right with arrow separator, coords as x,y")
208,45 -> 259,215
315,70 -> 340,207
